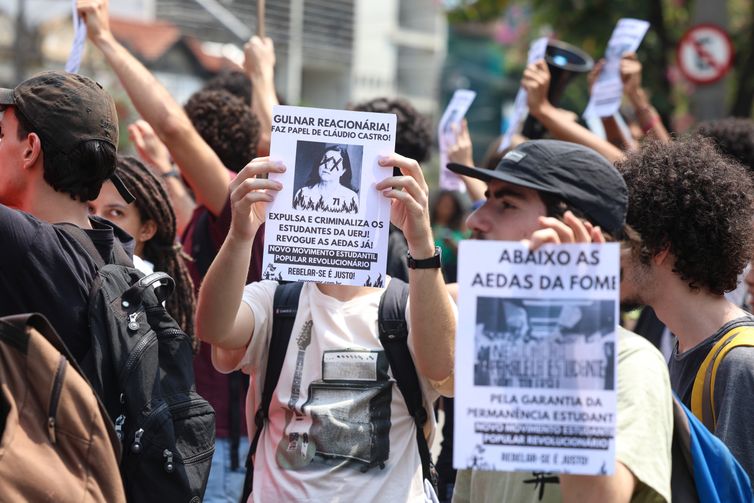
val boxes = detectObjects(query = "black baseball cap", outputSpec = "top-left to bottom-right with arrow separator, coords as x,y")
448,140 -> 627,235
0,71 -> 133,202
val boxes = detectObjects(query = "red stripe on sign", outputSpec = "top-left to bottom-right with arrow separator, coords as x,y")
691,37 -> 722,73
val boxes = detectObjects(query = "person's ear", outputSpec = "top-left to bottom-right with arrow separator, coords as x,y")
22,132 -> 42,170
138,219 -> 158,243
653,247 -> 671,266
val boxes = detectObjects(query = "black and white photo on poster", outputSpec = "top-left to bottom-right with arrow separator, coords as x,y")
474,298 -> 616,390
292,141 -> 363,214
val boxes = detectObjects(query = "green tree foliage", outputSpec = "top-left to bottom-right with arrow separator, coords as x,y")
446,0 -> 754,121
527,0 -> 690,126
446,0 -> 512,23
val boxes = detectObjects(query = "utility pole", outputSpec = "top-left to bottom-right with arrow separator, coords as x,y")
286,0 -> 303,105
691,0 -> 729,120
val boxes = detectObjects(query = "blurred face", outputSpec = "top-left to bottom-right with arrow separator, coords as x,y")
89,180 -> 154,256
466,179 -> 546,241
619,246 -> 653,305
0,107 -> 30,207
435,193 -> 458,225
318,150 -> 345,183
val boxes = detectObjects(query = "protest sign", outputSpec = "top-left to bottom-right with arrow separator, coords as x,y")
438,89 -> 476,192
454,241 -> 620,475
583,18 -> 650,118
262,105 -> 396,287
498,37 -> 548,153
65,0 -> 87,73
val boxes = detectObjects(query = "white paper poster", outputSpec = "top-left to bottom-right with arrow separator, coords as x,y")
453,241 -> 620,475
498,37 -> 549,153
439,89 -> 477,192
583,18 -> 650,118
262,105 -> 396,286
65,0 -> 87,73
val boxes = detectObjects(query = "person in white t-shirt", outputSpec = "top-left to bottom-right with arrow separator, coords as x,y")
196,153 -> 456,502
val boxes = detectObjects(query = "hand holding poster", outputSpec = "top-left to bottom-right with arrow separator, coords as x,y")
439,90 -> 476,192
453,241 -> 619,475
498,37 -> 549,153
583,19 -> 650,118
262,105 -> 396,286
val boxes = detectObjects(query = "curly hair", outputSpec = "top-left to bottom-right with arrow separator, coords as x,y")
115,156 -> 196,346
184,89 -> 260,172
203,70 -> 252,106
617,136 -> 754,294
695,118 -> 754,173
352,97 -> 432,163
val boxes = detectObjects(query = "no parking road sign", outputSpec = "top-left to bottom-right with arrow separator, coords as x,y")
677,24 -> 734,85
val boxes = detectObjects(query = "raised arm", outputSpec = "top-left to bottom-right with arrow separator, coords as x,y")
77,0 -> 231,216
243,36 -> 278,156
523,60 -> 625,164
195,157 -> 284,370
447,119 -> 486,202
621,53 -> 670,144
587,59 -> 637,152
376,153 -> 455,383
128,120 -> 196,236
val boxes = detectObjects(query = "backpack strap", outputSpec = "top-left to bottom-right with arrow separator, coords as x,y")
378,278 -> 436,488
241,281 -> 303,500
691,322 -> 754,430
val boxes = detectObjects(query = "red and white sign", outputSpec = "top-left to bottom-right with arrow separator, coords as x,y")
677,24 -> 734,85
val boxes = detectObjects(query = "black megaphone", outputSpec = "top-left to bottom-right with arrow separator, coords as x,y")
521,39 -> 594,139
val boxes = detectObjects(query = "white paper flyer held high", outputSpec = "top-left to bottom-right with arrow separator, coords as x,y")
453,241 -> 620,476
438,89 -> 476,192
262,105 -> 397,286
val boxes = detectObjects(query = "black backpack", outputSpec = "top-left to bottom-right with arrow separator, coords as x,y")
240,278 -> 437,500
64,226 -> 215,502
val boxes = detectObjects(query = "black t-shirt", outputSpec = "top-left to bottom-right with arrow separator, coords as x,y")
386,224 -> 409,282
668,315 -> 754,482
0,204 -> 134,361
668,316 -> 754,404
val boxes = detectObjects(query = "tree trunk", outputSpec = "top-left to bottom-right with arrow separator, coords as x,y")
645,0 -> 674,130
729,14 -> 754,117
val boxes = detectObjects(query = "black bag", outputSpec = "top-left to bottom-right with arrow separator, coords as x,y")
240,279 -> 437,500
64,226 -> 215,503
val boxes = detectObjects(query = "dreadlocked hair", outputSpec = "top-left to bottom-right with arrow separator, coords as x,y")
115,156 -> 197,348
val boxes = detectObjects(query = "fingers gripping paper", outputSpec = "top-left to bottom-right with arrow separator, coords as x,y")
583,19 -> 650,118
263,106 -> 397,286
498,37 -> 549,153
438,89 -> 476,192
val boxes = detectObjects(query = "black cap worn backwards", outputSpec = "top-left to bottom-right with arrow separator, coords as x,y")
0,71 -> 134,202
448,140 -> 627,235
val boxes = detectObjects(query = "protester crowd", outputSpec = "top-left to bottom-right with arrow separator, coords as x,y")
2,1 -> 754,502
